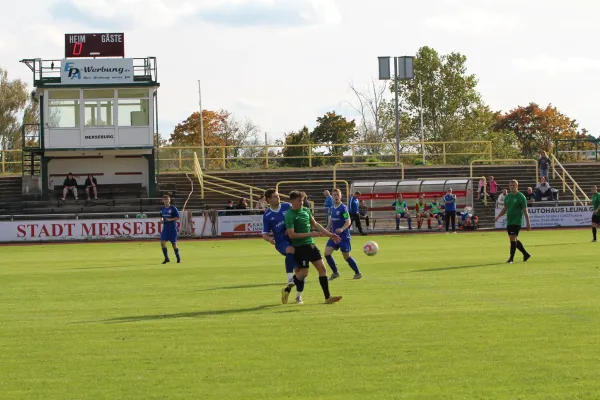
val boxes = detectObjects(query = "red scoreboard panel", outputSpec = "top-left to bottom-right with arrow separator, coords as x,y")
64,33 -> 125,58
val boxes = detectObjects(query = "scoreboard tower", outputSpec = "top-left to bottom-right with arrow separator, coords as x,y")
20,33 -> 159,199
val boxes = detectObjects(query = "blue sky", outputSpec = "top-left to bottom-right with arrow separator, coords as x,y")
2,0 -> 599,142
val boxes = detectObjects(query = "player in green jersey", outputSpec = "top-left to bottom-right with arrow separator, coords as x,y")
284,190 -> 343,304
591,185 -> 600,242
494,179 -> 532,264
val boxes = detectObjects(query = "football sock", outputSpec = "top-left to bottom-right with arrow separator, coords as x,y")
293,275 -> 305,293
593,227 -> 597,240
516,240 -> 527,255
346,257 -> 360,274
162,247 -> 169,259
396,219 -> 400,229
325,255 -> 339,274
284,253 -> 296,273
509,241 -> 517,260
286,272 -> 294,285
407,218 -> 412,228
318,276 -> 331,299
174,248 -> 180,261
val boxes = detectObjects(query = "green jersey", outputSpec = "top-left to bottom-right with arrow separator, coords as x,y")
429,202 -> 441,214
393,200 -> 408,214
284,206 -> 314,246
592,192 -> 600,215
504,192 -> 528,226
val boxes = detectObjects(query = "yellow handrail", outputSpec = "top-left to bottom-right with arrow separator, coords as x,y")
193,152 -> 204,199
550,154 -> 589,203
470,159 -> 539,183
333,161 -> 404,188
155,140 -> 492,171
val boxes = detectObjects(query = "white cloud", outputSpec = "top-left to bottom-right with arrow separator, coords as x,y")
513,55 -> 600,74
424,8 -> 518,34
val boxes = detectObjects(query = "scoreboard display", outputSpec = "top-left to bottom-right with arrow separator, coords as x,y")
64,33 -> 125,58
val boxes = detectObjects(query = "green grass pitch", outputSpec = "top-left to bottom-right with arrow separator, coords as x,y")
1,230 -> 599,399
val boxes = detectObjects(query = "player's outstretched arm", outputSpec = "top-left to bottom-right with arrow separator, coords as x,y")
494,206 -> 507,222
310,216 -> 340,242
286,228 -> 320,239
523,206 -> 532,231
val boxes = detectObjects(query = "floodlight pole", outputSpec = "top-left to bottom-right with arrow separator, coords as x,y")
393,58 -> 400,163
198,80 -> 206,169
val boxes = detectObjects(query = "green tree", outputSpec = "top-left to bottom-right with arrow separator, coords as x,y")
0,67 -> 29,151
280,126 -> 311,167
388,47 -> 488,163
310,111 -> 356,164
493,102 -> 582,159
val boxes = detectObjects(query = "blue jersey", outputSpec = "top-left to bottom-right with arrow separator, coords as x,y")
443,194 -> 457,212
349,196 -> 359,214
330,203 -> 351,240
262,202 -> 292,246
160,205 -> 180,235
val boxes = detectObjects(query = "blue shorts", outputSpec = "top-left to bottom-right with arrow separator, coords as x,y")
160,230 -> 178,243
395,212 -> 409,218
275,240 -> 293,256
326,238 -> 351,253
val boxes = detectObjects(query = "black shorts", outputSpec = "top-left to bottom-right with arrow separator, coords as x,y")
293,244 -> 322,267
592,214 -> 600,224
506,224 -> 521,236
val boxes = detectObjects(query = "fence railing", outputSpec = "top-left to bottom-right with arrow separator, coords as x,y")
1,150 -> 22,175
550,154 -> 590,204
157,141 -> 493,172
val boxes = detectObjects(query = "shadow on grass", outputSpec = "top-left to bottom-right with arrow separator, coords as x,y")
195,283 -> 283,292
101,304 -> 281,324
406,262 -> 503,273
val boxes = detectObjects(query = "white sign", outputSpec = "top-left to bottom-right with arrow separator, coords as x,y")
61,58 -> 134,84
218,215 -> 264,237
495,205 -> 593,228
82,132 -> 115,146
0,217 -> 208,242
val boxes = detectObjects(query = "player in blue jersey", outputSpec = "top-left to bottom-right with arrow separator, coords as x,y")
261,189 -> 300,304
324,188 -> 362,280
160,194 -> 181,264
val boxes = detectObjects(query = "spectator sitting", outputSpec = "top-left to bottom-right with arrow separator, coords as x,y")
61,173 -> 78,201
525,187 -> 536,206
477,178 -> 485,200
225,200 -> 235,213
256,195 -> 268,211
85,174 -> 98,200
236,198 -> 249,215
535,176 -> 553,201
359,199 -> 369,231
488,176 -> 498,201
496,189 -> 508,207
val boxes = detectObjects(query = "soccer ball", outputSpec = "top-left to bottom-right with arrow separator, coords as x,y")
363,241 -> 379,256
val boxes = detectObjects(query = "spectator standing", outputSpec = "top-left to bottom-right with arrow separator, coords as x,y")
443,188 -> 457,234
349,191 -> 366,235
538,150 -> 550,182
488,176 -> 498,201
85,174 -> 98,200
61,173 -> 78,201
323,190 -> 333,225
